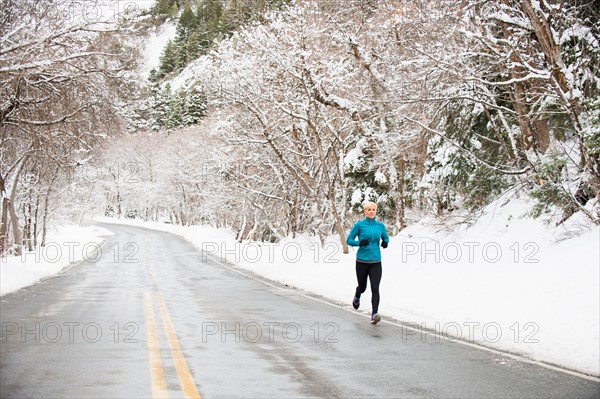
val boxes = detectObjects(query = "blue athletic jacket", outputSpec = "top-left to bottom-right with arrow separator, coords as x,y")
346,217 -> 390,262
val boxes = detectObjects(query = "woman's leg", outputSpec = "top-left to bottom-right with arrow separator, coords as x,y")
368,262 -> 382,314
355,261 -> 369,298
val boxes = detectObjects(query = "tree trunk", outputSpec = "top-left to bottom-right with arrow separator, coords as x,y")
521,0 -> 600,188
397,156 -> 406,231
116,190 -> 122,219
180,184 -> 188,225
245,215 -> 258,241
332,216 -> 349,254
0,196 -> 8,254
42,186 -> 51,247
33,194 -> 39,248
8,160 -> 27,255
237,214 -> 247,242
0,175 -> 8,255
496,7 -> 550,155
25,200 -> 32,251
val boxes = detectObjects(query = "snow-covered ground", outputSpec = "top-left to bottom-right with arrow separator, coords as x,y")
1,196 -> 598,377
0,225 -> 114,295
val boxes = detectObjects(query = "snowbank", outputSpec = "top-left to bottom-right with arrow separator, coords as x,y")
0,225 -> 114,295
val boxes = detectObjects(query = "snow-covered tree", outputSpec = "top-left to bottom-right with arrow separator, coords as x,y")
0,0 -> 137,254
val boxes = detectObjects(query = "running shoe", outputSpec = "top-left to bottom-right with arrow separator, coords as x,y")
371,313 -> 381,325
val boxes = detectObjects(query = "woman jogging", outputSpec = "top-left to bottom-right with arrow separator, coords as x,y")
346,201 -> 389,324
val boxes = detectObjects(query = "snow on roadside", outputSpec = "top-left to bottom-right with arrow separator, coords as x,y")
383,198 -> 600,377
0,225 -> 114,296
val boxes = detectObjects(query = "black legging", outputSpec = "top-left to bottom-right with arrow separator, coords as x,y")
355,261 -> 382,314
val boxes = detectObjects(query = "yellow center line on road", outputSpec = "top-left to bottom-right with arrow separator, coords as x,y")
156,291 -> 202,399
144,291 -> 169,399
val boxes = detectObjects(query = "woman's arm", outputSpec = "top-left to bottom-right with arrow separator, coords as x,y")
346,223 -> 361,247
381,224 -> 390,246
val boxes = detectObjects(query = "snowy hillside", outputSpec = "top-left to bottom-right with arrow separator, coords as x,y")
138,20 -> 177,79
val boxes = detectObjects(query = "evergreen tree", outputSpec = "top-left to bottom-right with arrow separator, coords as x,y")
153,0 -> 170,15
186,30 -> 205,61
153,0 -> 180,16
154,0 -> 292,81
182,90 -> 207,125
176,4 -> 198,42
157,40 -> 178,78
174,4 -> 202,67
166,90 -> 185,128
198,0 -> 227,45
148,68 -> 159,83
129,83 -> 207,130
153,83 -> 172,128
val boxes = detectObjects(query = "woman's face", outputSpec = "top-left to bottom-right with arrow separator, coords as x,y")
364,205 -> 377,219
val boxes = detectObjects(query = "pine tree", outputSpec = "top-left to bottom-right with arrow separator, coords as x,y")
153,0 -> 170,15
197,0 -> 228,44
153,83 -> 172,128
176,4 -> 198,41
148,68 -> 159,83
153,0 -> 180,16
153,0 -> 292,81
186,30 -> 205,61
157,40 -> 178,78
182,90 -> 207,125
166,90 -> 185,128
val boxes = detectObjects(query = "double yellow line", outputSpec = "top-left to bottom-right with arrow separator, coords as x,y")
144,291 -> 202,399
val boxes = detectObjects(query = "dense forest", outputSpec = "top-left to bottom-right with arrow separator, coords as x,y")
1,0 -> 599,254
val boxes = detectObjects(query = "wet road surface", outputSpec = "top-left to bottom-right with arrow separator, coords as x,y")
1,223 -> 599,398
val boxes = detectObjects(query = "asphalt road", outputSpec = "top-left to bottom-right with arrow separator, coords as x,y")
1,223 -> 598,398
